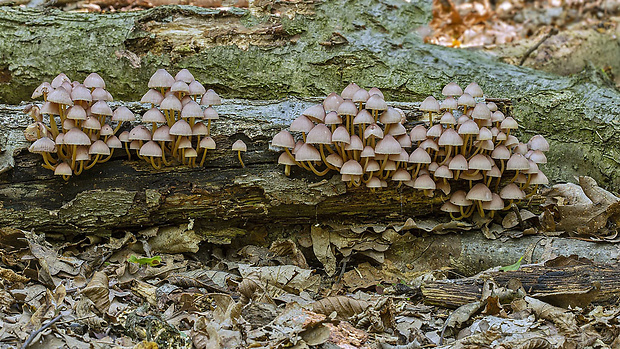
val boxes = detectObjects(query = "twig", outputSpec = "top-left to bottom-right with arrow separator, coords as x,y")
21,314 -> 63,349
519,28 -> 558,66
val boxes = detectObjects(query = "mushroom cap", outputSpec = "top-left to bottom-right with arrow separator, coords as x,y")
141,89 -> 165,105
414,174 -> 436,190
409,125 -> 427,142
506,153 -> 530,171
323,92 -> 344,112
47,87 -> 73,106
199,136 -> 216,149
185,147 -> 198,158
397,134 -> 412,148
482,193 -> 504,210
528,135 -> 550,152
352,88 -> 370,103
365,94 -> 387,111
434,165 -> 453,179
458,93 -> 476,107
278,152 -> 296,166
374,135 -> 402,155
203,106 -> 219,120
450,190 -> 472,206
169,119 -> 193,136
419,96 -> 440,113
448,154 -> 469,171
71,85 -> 92,103
389,149 -> 409,162
363,124 -> 383,140
500,183 -> 525,200
368,87 -> 384,98
106,135 -> 122,149
84,73 -> 106,89
442,82 -> 463,97
32,82 -> 52,99
477,127 -> 493,141
340,159 -> 363,176
91,87 -> 113,101
337,100 -> 358,116
464,82 -> 483,97
460,170 -> 483,181
500,117 -> 519,130
440,97 -> 458,111
419,139 -> 439,152
148,69 -> 175,89
438,128 -> 463,146
365,159 -> 381,172
466,183 -> 492,202
174,69 -> 195,83
295,143 -> 321,162
387,122 -> 407,137
152,126 -> 173,142
177,137 -> 192,149
118,131 -> 130,142
353,109 -> 374,125
332,126 -> 351,144
188,81 -> 206,96
491,145 -> 511,160
111,106 -> 135,122
530,171 -> 549,185
192,122 -> 209,136
302,104 -> 326,123
324,111 -> 342,125
91,100 -> 113,116
51,73 -> 70,89
528,150 -> 547,164
306,124 -> 332,145
200,89 -> 222,106
82,116 -> 101,130
457,120 -> 480,135
471,103 -> 491,120
487,165 -> 502,178
64,128 -> 91,145
181,100 -> 203,119
75,146 -> 90,161
526,159 -> 539,174
54,162 -> 72,176
271,130 -> 296,149
129,140 -> 141,150
89,140 -> 110,155
142,107 -> 166,123
487,102 -> 498,112
129,125 -> 152,141
439,112 -> 456,126
344,135 -> 363,151
427,124 -> 443,138
491,111 -> 505,123
392,168 -> 411,181
366,176 -> 382,189
360,145 -> 375,158
29,137 -> 56,153
408,148 -> 431,164
100,124 -> 114,136
468,154 -> 492,171
379,107 -> 401,124
441,201 -> 460,213
161,95 -> 183,111
341,82 -> 361,100
326,153 -> 344,168
505,135 -> 519,147
139,140 -> 163,157
232,139 -> 247,152
290,115 -> 314,134
66,105 -> 87,120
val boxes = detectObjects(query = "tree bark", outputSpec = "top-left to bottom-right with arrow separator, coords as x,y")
421,263 -> 620,308
0,2 -> 619,190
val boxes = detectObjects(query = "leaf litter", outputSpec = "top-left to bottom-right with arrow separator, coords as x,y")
0,177 -> 619,348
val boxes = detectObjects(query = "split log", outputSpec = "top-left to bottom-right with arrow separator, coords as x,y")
0,2 -> 618,191
421,263 -> 620,308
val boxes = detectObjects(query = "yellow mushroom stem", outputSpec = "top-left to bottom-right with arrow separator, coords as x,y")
84,154 -> 101,170
49,114 -> 59,139
525,184 -> 539,198
160,142 -> 173,166
319,144 -> 338,171
502,200 -> 516,211
509,170 -> 520,183
302,132 -> 307,143
207,120 -> 212,136
70,145 -> 77,169
172,136 -> 182,157
124,142 -> 132,160
439,146 -> 453,166
351,177 -> 361,187
362,172 -> 375,183
99,149 -> 115,163
181,148 -> 186,165
460,205 -> 475,218
428,112 -> 433,126
423,189 -> 433,197
74,160 -> 84,175
237,151 -> 245,168
62,174 -> 70,181
39,153 -> 55,171
409,163 -> 422,179
150,156 -> 162,170
476,201 -> 485,217
379,154 -> 389,172
284,164 -> 291,176
307,161 -> 329,176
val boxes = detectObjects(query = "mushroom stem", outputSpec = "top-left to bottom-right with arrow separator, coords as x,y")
476,201 -> 485,217
41,152 -> 57,167
449,212 -> 464,221
237,151 -> 245,168
525,184 -> 539,198
74,160 -> 84,175
439,146 -> 453,166
509,170 -> 520,183
460,205 -> 475,218
319,144 -> 338,171
99,149 -> 115,163
428,112 -> 433,126
70,145 -> 77,169
284,164 -> 291,176
124,142 -> 132,160
502,200 -> 515,211
307,161 -> 329,176
172,136 -> 182,157
160,142 -> 173,166
199,149 -> 209,167
150,156 -> 162,170
379,154 -> 389,172
49,115 -> 59,139
62,174 -> 70,181
207,119 -> 212,136
84,154 -> 101,170
410,163 -> 422,179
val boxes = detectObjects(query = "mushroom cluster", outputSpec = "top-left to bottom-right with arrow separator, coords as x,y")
271,82 -> 550,220
27,73 -> 131,180
134,68 -> 221,169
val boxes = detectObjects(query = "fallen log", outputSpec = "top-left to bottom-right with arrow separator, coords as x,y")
421,263 -> 620,308
0,2 -> 618,190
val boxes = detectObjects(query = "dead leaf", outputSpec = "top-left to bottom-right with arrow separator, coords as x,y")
81,271 -> 110,315
312,296 -> 370,319
310,225 -> 337,276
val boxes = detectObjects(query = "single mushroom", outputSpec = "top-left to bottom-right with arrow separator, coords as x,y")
232,139 -> 247,168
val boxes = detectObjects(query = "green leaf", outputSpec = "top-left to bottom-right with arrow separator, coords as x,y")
128,255 -> 162,266
499,255 -> 524,272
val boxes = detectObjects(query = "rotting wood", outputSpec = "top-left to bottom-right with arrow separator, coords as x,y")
421,263 -> 620,308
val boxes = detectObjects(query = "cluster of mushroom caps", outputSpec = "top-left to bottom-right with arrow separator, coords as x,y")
270,82 -> 550,220
27,72 -> 133,180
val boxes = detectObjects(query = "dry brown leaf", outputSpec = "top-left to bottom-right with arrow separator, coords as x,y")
324,321 -> 369,348
311,225 -> 336,276
270,239 -> 308,269
0,267 -> 29,284
81,271 -> 110,315
312,296 -> 370,319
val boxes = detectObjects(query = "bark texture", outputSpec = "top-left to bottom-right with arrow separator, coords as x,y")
0,1 -> 619,190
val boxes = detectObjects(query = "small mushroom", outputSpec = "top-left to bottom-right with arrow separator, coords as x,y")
232,140 -> 247,168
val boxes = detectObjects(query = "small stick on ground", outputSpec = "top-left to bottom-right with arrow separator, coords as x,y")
21,314 -> 63,349
519,27 -> 559,66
